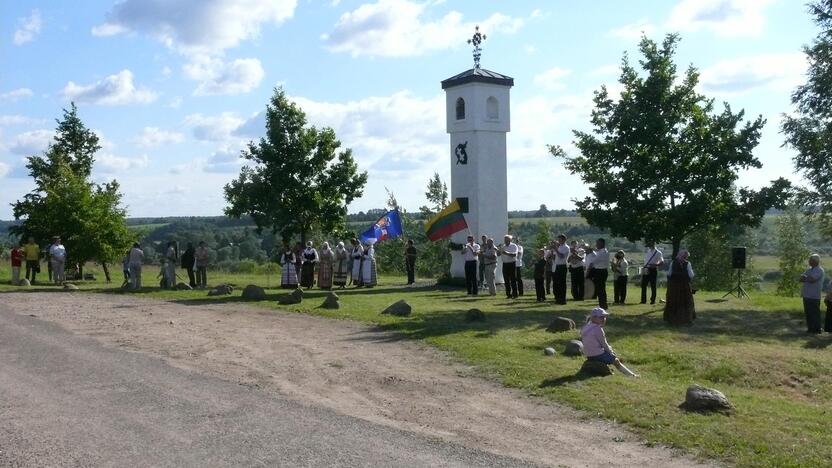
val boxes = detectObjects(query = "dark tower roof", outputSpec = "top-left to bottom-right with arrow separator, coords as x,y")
441,68 -> 514,89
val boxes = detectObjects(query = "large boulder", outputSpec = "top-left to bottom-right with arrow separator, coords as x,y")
241,284 -> 266,301
580,359 -> 613,376
465,308 -> 486,322
175,282 -> 193,291
63,283 -> 79,291
546,317 -> 576,333
382,299 -> 412,317
564,339 -> 584,357
19,278 -> 31,287
321,292 -> 340,309
278,288 -> 304,305
681,385 -> 733,414
207,284 -> 234,296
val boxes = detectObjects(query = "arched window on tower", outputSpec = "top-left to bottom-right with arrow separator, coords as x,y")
486,96 -> 499,120
455,97 -> 465,120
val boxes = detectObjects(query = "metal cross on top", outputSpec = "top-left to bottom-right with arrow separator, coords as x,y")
467,25 -> 486,69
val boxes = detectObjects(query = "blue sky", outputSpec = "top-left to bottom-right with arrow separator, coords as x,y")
0,0 -> 816,219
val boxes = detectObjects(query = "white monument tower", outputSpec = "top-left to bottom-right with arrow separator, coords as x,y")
441,26 -> 513,281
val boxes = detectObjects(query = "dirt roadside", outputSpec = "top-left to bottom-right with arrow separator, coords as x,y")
4,292 -> 710,467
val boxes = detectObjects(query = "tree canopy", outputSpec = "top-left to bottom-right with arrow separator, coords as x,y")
782,0 -> 832,236
10,103 -> 131,272
224,88 -> 368,246
550,34 -> 791,255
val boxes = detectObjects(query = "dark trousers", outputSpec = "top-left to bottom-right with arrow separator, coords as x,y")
465,260 -> 478,295
641,267 -> 658,303
25,260 -> 38,283
186,267 -> 196,287
826,299 -> 832,332
196,267 -> 207,287
593,268 -> 609,309
804,298 -> 822,333
406,261 -> 415,285
515,266 -> 524,296
534,277 -> 546,301
478,261 -> 485,288
503,262 -> 517,298
545,269 -> 553,294
554,264 -> 568,304
568,266 -> 583,301
614,276 -> 628,304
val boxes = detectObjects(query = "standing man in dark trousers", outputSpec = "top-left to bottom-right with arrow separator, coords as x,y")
640,241 -> 664,304
515,237 -> 524,296
462,235 -> 480,295
533,249 -> 547,302
552,234 -> 570,304
800,254 -> 825,334
544,240 -> 555,296
591,238 -> 610,309
181,242 -> 196,288
568,240 -> 586,301
478,235 -> 487,290
404,239 -> 417,287
500,235 -> 518,299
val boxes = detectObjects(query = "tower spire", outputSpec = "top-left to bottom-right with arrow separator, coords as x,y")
467,25 -> 486,69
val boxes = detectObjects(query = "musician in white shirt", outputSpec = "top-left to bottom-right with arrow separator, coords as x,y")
462,235 -> 481,296
640,241 -> 665,305
500,235 -> 519,299
515,238 -> 525,296
589,238 -> 610,309
552,234 -> 571,304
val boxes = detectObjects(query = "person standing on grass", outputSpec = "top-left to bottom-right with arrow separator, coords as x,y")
583,244 -> 596,300
533,248 -> 547,302
164,241 -> 178,288
581,307 -> 639,377
462,235 -> 480,296
23,236 -> 40,284
824,285 -> 832,334
195,241 -> 210,288
499,235 -> 518,299
664,249 -> 696,326
333,241 -> 349,289
552,235 -> 570,304
612,250 -> 629,304
405,239 -> 417,287
121,250 -> 130,288
181,242 -> 196,288
568,240 -> 586,301
317,242 -> 334,290
640,241 -> 664,305
49,236 -> 66,285
10,242 -> 24,285
478,234 -> 487,290
128,243 -> 144,290
800,254 -> 825,334
350,238 -> 364,287
515,238 -> 525,296
280,245 -> 298,289
482,238 -> 498,296
361,241 -> 378,288
589,238 -> 610,309
300,241 -> 318,289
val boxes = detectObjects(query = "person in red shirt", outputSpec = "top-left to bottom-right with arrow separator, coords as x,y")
10,242 -> 24,285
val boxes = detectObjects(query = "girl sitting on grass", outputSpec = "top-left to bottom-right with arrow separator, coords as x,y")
581,307 -> 640,377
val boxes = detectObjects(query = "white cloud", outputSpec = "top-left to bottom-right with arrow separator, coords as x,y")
0,162 -> 10,178
184,112 -> 246,141
0,115 -> 45,126
666,0 -> 774,37
0,88 -> 34,102
90,22 -> 128,37
96,153 -> 150,173
13,10 -> 42,46
533,67 -> 572,90
8,129 -> 53,155
183,56 -> 264,96
94,0 -> 297,55
700,53 -> 807,95
133,127 -> 185,147
608,18 -> 655,40
167,96 -> 183,108
61,70 -> 158,105
323,0 -> 525,58
204,147 -> 243,173
589,64 -> 620,77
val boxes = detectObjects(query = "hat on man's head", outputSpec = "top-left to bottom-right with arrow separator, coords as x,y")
590,307 -> 609,318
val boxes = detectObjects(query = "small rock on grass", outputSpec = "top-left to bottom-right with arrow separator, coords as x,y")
680,384 -> 733,414
321,292 -> 340,309
19,278 -> 31,287
278,288 -> 304,305
241,284 -> 266,301
579,359 -> 613,376
546,317 -> 576,333
465,308 -> 485,321
543,347 -> 556,356
564,339 -> 584,356
382,299 -> 411,317
175,282 -> 193,291
63,283 -> 79,291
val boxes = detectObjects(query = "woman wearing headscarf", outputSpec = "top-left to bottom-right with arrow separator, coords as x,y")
318,242 -> 334,289
333,241 -> 349,288
300,241 -> 318,288
280,245 -> 298,289
361,240 -> 378,287
664,249 -> 696,325
350,238 -> 364,287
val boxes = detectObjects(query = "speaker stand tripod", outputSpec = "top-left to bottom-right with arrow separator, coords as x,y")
723,269 -> 749,299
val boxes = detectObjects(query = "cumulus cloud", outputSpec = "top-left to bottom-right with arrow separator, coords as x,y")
0,88 -> 34,102
700,53 -> 807,95
0,162 -> 10,178
322,0 -> 525,58
184,112 -> 246,141
183,56 -> 264,95
532,67 -> 572,90
94,0 -> 297,55
133,127 -> 185,147
204,147 -> 243,173
608,18 -> 655,40
0,115 -> 45,126
96,153 -> 150,173
90,22 -> 128,37
13,10 -> 42,45
666,0 -> 774,37
61,70 -> 158,105
8,129 -> 53,155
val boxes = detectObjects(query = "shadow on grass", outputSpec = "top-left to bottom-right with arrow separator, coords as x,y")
540,372 -> 604,387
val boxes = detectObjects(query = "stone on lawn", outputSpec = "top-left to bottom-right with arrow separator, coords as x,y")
681,384 -> 733,413
321,292 -> 340,309
564,339 -> 584,356
382,299 -> 412,317
278,288 -> 304,305
63,283 -> 79,291
465,308 -> 486,322
543,347 -> 557,356
175,282 -> 193,291
208,284 -> 234,296
241,284 -> 266,301
580,359 -> 613,376
19,278 -> 31,287
546,316 -> 576,333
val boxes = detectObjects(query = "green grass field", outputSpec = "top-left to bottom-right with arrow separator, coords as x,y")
2,263 -> 830,467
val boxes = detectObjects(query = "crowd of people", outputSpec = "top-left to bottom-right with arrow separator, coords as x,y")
9,236 -> 67,286
278,238 -> 382,290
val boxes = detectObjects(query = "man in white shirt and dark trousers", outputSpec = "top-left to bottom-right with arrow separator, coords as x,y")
500,235 -> 518,299
462,235 -> 481,296
552,235 -> 570,304
515,238 -> 525,296
800,254 -> 825,334
590,238 -> 610,309
640,241 -> 664,305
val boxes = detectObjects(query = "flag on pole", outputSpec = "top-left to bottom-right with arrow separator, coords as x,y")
424,199 -> 468,241
359,209 -> 404,244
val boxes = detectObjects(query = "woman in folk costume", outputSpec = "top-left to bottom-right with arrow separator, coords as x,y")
300,241 -> 318,288
350,238 -> 364,287
333,241 -> 349,288
280,246 -> 298,289
317,242 -> 334,289
664,249 -> 696,326
361,240 -> 378,288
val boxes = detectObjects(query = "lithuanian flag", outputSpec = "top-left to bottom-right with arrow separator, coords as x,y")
424,199 -> 468,241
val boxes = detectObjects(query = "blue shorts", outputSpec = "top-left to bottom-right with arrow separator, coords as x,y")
587,350 -> 616,365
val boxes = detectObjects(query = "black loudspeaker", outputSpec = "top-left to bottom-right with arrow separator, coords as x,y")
456,197 -> 469,213
731,247 -> 746,269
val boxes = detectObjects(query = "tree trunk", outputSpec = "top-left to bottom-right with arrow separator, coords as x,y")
102,262 -> 111,283
671,238 -> 681,260
78,263 -> 84,281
